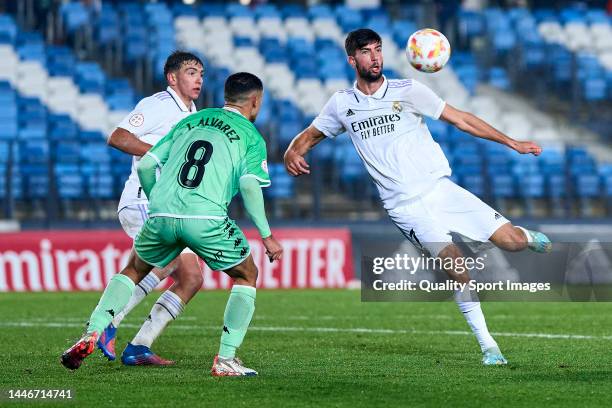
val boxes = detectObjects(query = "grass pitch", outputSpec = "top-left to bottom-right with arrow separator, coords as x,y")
1,290 -> 612,407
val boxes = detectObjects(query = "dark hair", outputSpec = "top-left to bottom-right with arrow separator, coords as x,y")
163,51 -> 204,78
224,72 -> 263,103
345,28 -> 382,56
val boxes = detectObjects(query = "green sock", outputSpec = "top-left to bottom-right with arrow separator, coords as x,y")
218,285 -> 256,359
87,274 -> 135,335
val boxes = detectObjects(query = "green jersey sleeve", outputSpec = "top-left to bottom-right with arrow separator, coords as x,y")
241,131 -> 271,187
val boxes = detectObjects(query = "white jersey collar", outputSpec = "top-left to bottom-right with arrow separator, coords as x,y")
353,75 -> 389,100
166,86 -> 196,112
223,106 -> 247,119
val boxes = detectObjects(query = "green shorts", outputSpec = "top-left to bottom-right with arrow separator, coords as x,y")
134,216 -> 250,271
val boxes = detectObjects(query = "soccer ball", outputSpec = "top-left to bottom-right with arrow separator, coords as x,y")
406,29 -> 451,73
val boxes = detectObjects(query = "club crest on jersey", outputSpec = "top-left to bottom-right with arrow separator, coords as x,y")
392,102 -> 403,113
129,113 -> 144,127
261,160 -> 268,173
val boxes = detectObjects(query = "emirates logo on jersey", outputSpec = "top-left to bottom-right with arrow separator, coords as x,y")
350,114 -> 401,140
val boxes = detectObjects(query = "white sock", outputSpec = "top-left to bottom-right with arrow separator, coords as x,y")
131,290 -> 185,348
516,226 -> 533,243
111,272 -> 160,327
455,291 -> 498,352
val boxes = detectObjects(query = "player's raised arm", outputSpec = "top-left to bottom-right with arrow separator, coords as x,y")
440,104 -> 542,156
283,125 -> 326,176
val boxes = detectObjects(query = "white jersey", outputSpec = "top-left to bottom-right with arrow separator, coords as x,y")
116,86 -> 197,211
312,76 -> 450,210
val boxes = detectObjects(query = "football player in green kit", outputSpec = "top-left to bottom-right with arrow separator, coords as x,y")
61,72 -> 283,377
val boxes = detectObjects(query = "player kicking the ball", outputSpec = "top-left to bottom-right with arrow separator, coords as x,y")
61,73 -> 283,376
284,29 -> 551,366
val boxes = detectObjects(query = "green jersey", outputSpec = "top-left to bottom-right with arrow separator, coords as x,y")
144,108 -> 270,218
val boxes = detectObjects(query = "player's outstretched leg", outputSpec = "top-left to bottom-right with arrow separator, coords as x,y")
211,255 -> 258,377
97,262 -> 178,361
121,253 -> 202,366
438,244 -> 507,366
61,251 -> 153,370
490,223 -> 552,254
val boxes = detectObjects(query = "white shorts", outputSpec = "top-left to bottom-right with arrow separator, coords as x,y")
387,177 -> 509,257
118,204 -> 195,255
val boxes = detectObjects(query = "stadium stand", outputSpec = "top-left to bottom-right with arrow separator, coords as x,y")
0,2 -> 611,223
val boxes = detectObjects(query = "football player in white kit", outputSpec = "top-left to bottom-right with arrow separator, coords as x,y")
100,51 -> 205,365
284,29 -> 552,365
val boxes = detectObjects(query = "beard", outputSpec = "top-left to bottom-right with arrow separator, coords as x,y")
356,61 -> 383,82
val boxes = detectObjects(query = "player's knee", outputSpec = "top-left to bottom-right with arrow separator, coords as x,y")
182,269 -> 203,290
242,265 -> 258,286
224,256 -> 258,286
502,226 -> 528,252
491,223 -> 528,252
438,244 -> 463,263
437,244 -> 470,280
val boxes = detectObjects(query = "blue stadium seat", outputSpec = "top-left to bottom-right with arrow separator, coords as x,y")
264,163 -> 294,199
457,10 -> 485,40
81,142 -> 111,164
491,174 -> 515,198
96,5 -> 120,45
21,164 -> 48,199
227,3 -> 253,18
281,4 -> 305,18
254,4 -> 281,19
453,65 -> 480,94
336,6 -> 363,32
19,140 -> 48,163
602,175 -> 612,198
461,174 -> 485,197
585,9 -> 609,24
489,67 -> 510,90
308,4 -> 333,20
54,141 -> 81,163
199,3 -> 226,18
48,115 -> 78,141
80,131 -> 105,142
58,175 -> 84,199
533,9 -> 557,22
60,2 -> 89,33
0,14 -> 17,44
518,174 -> 545,198
583,78 -> 607,101
549,44 -> 573,82
574,174 -> 600,198
547,174 -> 567,198
171,3 -> 198,16
0,122 -> 18,140
86,173 -> 115,199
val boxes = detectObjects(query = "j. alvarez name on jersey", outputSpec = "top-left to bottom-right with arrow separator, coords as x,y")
183,114 -> 241,143
350,113 -> 401,140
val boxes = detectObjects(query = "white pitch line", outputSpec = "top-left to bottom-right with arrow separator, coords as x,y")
2,321 -> 612,341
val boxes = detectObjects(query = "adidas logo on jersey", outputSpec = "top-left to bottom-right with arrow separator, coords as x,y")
494,213 -> 501,220
346,109 -> 355,117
